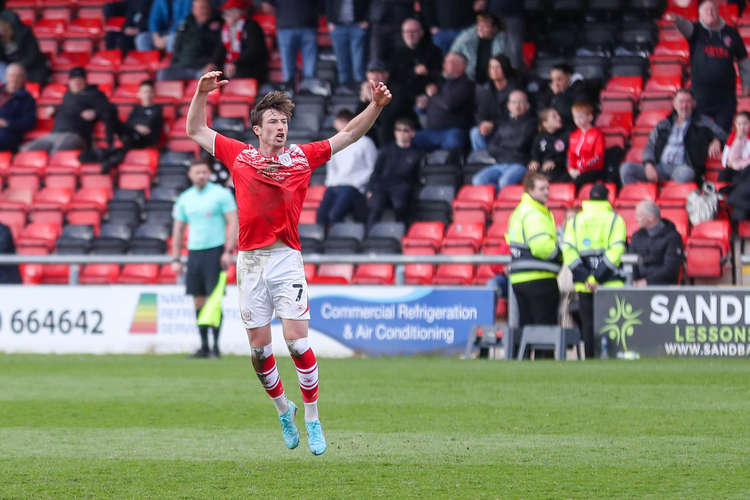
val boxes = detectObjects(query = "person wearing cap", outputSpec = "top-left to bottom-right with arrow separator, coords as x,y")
21,67 -> 117,155
562,183 -> 626,358
214,0 -> 268,82
0,63 -> 36,152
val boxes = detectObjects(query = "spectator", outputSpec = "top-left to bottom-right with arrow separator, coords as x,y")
262,0 -> 323,94
528,108 -> 570,183
157,0 -> 222,81
720,111 -> 750,182
421,0 -> 476,55
143,0 -> 192,52
413,51 -> 474,152
105,0 -> 153,56
472,89 -> 537,189
666,0 -> 750,134
630,200 -> 684,286
365,117 -> 423,227
22,67 -> 117,155
0,11 -> 49,85
325,0 -> 370,94
479,0 -> 525,70
620,89 -> 726,185
316,109 -> 377,230
215,0 -> 268,82
567,101 -> 604,189
535,63 -> 589,129
388,18 -> 443,99
449,11 -> 507,84
368,0 -> 416,69
470,53 -> 520,150
0,63 -> 36,152
0,220 -> 20,284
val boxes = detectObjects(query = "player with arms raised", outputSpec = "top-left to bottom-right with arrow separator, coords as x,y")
186,71 -> 391,455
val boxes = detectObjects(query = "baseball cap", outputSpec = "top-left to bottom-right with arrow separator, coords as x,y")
69,67 -> 86,79
221,0 -> 246,10
589,183 -> 609,201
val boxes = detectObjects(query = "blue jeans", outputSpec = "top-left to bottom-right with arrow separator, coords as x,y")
469,126 -> 488,151
277,28 -> 318,82
413,128 -> 467,152
431,29 -> 461,55
316,185 -> 365,229
472,163 -> 527,189
330,24 -> 367,85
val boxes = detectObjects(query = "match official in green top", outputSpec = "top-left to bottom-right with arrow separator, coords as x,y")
171,158 -> 238,358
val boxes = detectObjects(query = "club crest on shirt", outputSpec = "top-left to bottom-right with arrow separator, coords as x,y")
555,139 -> 565,151
278,152 -> 292,166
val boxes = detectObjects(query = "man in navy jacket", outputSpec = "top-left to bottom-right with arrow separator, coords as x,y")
0,63 -> 35,152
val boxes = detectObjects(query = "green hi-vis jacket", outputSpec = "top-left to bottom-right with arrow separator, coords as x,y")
562,200 -> 626,293
505,192 -> 562,284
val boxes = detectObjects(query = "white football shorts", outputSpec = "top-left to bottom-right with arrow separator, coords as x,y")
236,245 -> 310,329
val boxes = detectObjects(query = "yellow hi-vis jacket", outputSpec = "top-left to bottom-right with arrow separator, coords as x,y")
562,200 -> 626,293
505,192 -> 562,284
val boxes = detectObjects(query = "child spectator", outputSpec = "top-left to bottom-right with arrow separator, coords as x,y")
528,108 -> 570,183
567,101 -> 604,188
721,111 -> 750,182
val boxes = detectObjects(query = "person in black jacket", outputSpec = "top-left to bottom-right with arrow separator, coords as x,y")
470,54 -> 520,151
0,221 -> 21,284
630,200 -> 684,286
535,63 -> 589,129
22,67 -> 117,155
0,11 -> 49,85
214,0 -> 268,82
388,18 -> 444,100
0,63 -> 36,152
528,107 -> 571,183
105,0 -> 153,56
366,117 -> 423,226
368,0 -> 416,69
325,0 -> 369,92
157,0 -> 223,81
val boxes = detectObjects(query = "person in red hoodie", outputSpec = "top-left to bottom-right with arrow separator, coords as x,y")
567,101 -> 604,189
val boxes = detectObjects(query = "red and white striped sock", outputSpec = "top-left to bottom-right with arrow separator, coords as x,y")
252,344 -> 289,415
287,338 -> 319,422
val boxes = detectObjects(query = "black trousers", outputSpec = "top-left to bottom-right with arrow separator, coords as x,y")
512,278 -> 560,329
578,292 -> 596,359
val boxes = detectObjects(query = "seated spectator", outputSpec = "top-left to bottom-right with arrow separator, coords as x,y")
413,52 -> 474,152
388,17 -> 443,99
22,67 -> 117,155
157,0 -> 222,81
470,54 -> 521,151
567,101 -> 604,189
0,11 -> 49,85
325,0 -> 369,93
0,63 -> 36,152
142,0 -> 192,52
472,89 -> 537,189
720,111 -> 750,183
630,200 -> 684,286
421,0 -> 476,55
316,109 -> 377,230
620,89 -> 726,185
215,0 -> 268,82
0,220 -> 20,284
449,11 -> 507,84
528,108 -> 570,183
368,0 -> 416,69
105,0 -> 153,56
535,63 -> 588,129
366,118 -> 423,227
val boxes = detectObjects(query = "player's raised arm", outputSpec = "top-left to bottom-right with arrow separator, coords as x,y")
329,80 -> 392,155
186,71 -> 228,154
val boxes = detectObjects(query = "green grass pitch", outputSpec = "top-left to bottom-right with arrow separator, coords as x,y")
1,354 -> 750,499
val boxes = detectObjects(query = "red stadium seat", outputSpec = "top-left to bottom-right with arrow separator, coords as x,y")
401,221 -> 444,252
118,173 -> 151,197
37,82 -> 68,106
451,209 -> 486,225
221,78 -> 258,104
156,263 -> 178,284
118,264 -> 159,284
309,263 -> 354,284
16,221 -> 62,251
39,264 -> 70,284
685,220 -> 731,278
451,185 -> 495,217
61,37 -> 94,54
352,264 -> 395,284
20,264 -> 42,284
299,208 -> 316,224
6,174 -> 40,193
0,210 -> 26,237
66,210 -> 101,233
614,182 -> 658,209
68,186 -> 111,212
303,185 -> 326,209
491,184 -> 525,220
483,218 -> 510,249
216,102 -> 251,127
634,109 -> 671,129
0,188 -> 34,212
45,173 -> 77,190
120,50 -> 162,73
47,149 -> 83,175
603,76 -> 643,100
643,75 -> 682,94
32,186 -> 73,211
660,207 -> 689,245
79,263 -> 120,284
304,263 -> 316,282
155,80 -> 185,104
576,182 -> 617,206
64,17 -> 103,39
32,18 -> 66,40
441,221 -> 484,253
120,148 -> 159,175
10,150 -> 48,176
403,246 -> 435,285
656,182 -> 698,209
29,208 -> 64,226
40,6 -> 72,22
49,51 -> 90,72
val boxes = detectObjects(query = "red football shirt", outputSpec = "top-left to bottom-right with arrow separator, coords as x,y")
213,133 -> 331,251
567,127 -> 604,174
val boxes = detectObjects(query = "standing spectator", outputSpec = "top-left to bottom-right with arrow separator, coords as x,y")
666,0 -> 750,133
325,0 -> 370,94
144,0 -> 192,52
479,0 -> 525,70
368,0 -> 416,69
449,11 -> 507,84
316,109 -> 377,230
157,0 -> 223,81
620,89 -> 726,184
505,171 -> 561,332
720,111 -> 750,182
629,200 -> 684,286
22,67 -> 117,155
388,18 -> 443,99
536,64 -> 589,129
470,54 -> 520,150
472,89 -> 537,189
421,0 -> 476,55
0,11 -> 49,85
366,117 -> 423,227
171,158 -> 238,358
528,108 -> 571,183
0,220 -> 21,284
215,0 -> 268,82
262,0 -> 322,93
567,101 -> 605,189
105,0 -> 153,56
413,52 -> 474,152
0,63 -> 36,152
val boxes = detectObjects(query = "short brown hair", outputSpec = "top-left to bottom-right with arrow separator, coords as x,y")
189,158 -> 210,170
250,91 -> 294,127
571,101 -> 593,115
522,171 -> 548,193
